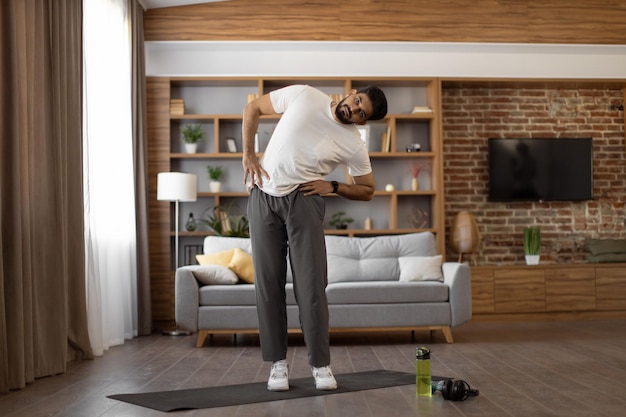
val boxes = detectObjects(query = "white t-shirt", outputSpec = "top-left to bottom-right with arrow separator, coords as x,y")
258,85 -> 372,197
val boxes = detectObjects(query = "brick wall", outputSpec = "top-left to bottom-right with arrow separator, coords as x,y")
442,85 -> 625,265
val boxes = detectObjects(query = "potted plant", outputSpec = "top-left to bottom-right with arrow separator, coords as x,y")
523,227 -> 541,265
207,164 -> 223,192
181,123 -> 205,153
198,205 -> 249,238
329,211 -> 354,230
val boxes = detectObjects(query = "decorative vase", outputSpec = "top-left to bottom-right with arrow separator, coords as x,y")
450,211 -> 481,265
184,143 -> 198,153
411,177 -> 419,191
185,213 -> 197,231
209,181 -> 221,193
525,255 -> 540,265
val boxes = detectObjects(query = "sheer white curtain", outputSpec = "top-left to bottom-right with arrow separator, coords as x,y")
83,0 -> 138,356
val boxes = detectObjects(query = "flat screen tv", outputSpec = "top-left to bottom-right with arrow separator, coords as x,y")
488,138 -> 593,202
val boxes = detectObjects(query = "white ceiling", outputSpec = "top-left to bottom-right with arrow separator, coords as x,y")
139,0 -> 228,10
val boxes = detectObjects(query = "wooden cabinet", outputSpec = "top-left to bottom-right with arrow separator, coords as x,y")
546,268 -> 596,312
470,268 -> 495,314
596,267 -> 626,311
471,264 -> 626,321
147,76 -> 445,322
494,268 -> 546,314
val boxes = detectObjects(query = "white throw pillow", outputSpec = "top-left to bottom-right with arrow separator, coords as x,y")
398,255 -> 443,282
191,264 -> 239,285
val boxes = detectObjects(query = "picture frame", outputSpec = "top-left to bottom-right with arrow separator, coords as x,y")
356,125 -> 370,151
226,138 -> 237,153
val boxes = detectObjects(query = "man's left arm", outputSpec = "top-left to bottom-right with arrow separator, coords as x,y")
299,172 -> 375,201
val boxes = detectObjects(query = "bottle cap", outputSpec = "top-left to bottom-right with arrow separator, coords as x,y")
416,346 -> 430,359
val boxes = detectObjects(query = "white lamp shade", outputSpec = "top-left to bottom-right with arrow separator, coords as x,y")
157,172 -> 197,202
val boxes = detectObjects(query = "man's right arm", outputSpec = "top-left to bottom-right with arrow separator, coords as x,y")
242,94 -> 275,187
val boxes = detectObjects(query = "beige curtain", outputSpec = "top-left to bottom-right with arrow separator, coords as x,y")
130,0 -> 152,336
0,0 -> 92,393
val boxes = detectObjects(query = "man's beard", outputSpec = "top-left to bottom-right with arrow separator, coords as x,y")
334,97 -> 352,124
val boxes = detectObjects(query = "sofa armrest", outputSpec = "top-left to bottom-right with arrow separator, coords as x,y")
175,266 -> 200,331
442,262 -> 472,327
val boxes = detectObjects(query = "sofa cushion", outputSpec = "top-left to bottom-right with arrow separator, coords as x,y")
328,304 -> 451,328
588,253 -> 626,263
196,249 -> 235,267
197,247 -> 255,283
199,283 -> 297,306
229,248 -> 255,283
586,238 -> 626,256
398,255 -> 443,282
201,232 -> 438,285
191,265 -> 239,285
202,235 -> 293,283
199,284 -> 256,306
326,281 -> 448,304
325,233 -> 437,283
198,281 -> 448,306
204,236 -> 252,254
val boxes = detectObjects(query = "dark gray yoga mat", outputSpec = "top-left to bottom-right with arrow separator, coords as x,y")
109,370 -> 442,412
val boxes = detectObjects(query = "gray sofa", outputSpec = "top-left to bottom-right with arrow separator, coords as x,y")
175,232 -> 472,347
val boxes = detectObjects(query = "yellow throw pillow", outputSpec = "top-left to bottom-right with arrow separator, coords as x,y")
196,249 -> 235,267
196,248 -> 254,283
228,248 -> 255,284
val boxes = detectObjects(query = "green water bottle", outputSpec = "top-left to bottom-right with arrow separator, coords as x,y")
416,346 -> 432,397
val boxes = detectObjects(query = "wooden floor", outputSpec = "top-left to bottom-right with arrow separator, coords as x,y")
1,319 -> 625,417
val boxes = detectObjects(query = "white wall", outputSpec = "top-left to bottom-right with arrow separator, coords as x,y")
146,41 -> 626,79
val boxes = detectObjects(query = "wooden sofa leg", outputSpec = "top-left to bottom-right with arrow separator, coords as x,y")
441,326 -> 454,343
196,330 -> 210,348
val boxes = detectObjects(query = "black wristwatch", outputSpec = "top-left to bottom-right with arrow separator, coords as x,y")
331,180 -> 339,194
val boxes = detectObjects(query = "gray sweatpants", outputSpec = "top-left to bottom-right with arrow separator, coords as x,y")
247,186 -> 330,367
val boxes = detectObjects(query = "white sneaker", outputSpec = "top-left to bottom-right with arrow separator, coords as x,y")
267,360 -> 289,391
311,365 -> 337,390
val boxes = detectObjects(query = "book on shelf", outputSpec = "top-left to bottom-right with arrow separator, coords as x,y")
170,99 -> 185,115
411,105 -> 432,113
380,125 -> 392,152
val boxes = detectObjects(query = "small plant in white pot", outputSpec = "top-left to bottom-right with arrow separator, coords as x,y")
523,227 -> 541,265
207,165 -> 223,193
181,123 -> 205,153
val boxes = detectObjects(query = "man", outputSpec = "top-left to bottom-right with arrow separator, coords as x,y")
242,84 -> 387,391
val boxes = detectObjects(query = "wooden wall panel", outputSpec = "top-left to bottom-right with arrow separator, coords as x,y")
341,1 -> 529,43
147,77 -> 174,321
144,0 -> 626,45
528,1 -> 626,44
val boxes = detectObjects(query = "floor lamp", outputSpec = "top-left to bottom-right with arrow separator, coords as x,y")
157,172 -> 197,336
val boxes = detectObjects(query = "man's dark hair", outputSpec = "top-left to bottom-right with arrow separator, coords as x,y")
358,85 -> 388,121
